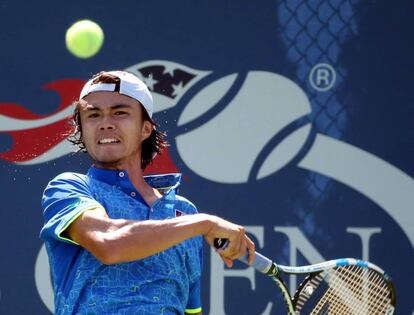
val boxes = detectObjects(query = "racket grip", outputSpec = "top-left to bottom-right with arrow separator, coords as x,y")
213,238 -> 275,275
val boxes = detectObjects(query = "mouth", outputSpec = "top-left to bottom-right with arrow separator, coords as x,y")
97,137 -> 121,145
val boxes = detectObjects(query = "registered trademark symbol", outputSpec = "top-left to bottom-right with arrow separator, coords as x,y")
309,63 -> 336,92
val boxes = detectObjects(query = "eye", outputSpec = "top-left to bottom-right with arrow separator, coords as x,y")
87,112 -> 100,118
114,110 -> 128,116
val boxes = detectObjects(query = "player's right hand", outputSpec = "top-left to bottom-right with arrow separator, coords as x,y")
204,215 -> 255,267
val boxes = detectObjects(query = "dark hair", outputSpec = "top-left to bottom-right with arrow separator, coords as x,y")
68,71 -> 168,169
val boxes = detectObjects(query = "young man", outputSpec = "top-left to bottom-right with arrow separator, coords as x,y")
40,71 -> 255,315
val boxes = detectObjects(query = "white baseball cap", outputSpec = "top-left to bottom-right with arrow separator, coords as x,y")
79,70 -> 154,118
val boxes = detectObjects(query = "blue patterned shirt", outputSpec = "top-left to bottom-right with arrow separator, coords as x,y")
40,167 -> 203,314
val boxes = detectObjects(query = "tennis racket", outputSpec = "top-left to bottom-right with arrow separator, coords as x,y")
214,239 -> 396,315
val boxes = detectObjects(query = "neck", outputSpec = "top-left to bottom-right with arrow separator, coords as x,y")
92,160 -> 161,206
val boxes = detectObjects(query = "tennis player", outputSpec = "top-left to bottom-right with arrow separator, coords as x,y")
39,71 -> 255,315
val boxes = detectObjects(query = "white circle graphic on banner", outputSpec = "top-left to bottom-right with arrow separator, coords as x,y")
34,244 -> 54,312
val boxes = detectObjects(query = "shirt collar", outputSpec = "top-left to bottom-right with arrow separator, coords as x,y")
87,167 -> 182,194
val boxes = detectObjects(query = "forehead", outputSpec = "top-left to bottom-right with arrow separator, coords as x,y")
81,91 -> 141,109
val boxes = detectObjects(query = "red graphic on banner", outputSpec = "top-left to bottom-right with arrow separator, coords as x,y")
144,150 -> 180,175
0,79 -> 84,163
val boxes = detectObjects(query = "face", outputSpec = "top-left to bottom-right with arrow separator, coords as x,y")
80,91 -> 153,169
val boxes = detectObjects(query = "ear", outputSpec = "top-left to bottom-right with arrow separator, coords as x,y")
141,120 -> 153,141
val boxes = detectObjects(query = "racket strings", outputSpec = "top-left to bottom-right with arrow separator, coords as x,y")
340,265 -> 391,313
295,265 -> 392,314
318,266 -> 390,314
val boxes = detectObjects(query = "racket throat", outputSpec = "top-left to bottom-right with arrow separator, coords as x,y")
265,263 -> 279,276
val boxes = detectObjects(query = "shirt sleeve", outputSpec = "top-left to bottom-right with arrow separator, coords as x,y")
185,279 -> 202,314
39,172 -> 105,245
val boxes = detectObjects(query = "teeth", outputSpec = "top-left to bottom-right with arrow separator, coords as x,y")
99,138 -> 119,144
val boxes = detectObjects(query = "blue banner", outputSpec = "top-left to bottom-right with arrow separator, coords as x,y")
0,0 -> 413,314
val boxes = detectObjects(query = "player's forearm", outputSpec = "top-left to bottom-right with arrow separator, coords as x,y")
69,208 -> 251,265
98,213 -> 213,264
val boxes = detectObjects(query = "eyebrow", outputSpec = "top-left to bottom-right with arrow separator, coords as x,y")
83,104 -> 133,111
112,104 -> 133,109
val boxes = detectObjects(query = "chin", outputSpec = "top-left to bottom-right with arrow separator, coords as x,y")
93,159 -> 124,168
91,154 -> 123,166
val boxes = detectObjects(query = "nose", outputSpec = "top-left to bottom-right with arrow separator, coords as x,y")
99,115 -> 115,130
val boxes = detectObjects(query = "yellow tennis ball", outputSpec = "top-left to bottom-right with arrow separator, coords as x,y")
65,20 -> 104,59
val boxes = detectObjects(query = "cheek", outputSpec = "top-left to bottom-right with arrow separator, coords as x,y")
129,129 -> 144,147
113,123 -> 137,149
80,124 -> 95,147
125,122 -> 143,140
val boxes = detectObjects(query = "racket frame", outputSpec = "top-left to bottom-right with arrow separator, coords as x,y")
213,239 -> 396,314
